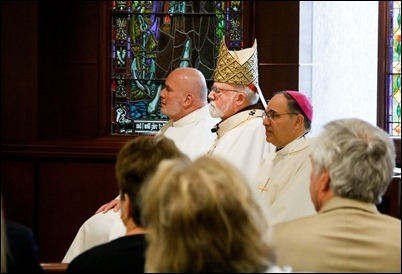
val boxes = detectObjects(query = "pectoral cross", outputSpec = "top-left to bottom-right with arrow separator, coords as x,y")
257,179 -> 270,192
258,185 -> 268,192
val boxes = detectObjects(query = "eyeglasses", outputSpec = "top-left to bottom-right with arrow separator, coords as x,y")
209,86 -> 239,96
261,111 -> 298,121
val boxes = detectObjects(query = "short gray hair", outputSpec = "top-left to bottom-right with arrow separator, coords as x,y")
240,85 -> 259,105
310,118 -> 395,204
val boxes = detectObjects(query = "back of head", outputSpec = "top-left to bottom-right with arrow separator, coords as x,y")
116,135 -> 188,226
142,154 -> 275,273
310,118 -> 395,204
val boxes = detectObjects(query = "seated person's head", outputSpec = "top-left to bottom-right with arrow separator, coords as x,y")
116,135 -> 188,228
159,67 -> 208,121
309,118 -> 396,211
141,154 -> 276,273
263,90 -> 312,148
208,39 -> 262,120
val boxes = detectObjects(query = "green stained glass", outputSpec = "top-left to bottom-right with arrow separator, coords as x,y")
388,1 -> 401,136
111,1 -> 243,135
115,1 -> 129,11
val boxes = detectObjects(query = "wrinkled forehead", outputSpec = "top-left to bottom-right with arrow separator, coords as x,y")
165,72 -> 186,89
213,82 -> 241,90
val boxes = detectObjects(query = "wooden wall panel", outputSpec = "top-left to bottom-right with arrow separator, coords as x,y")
259,65 -> 299,100
57,64 -> 99,139
254,1 -> 300,63
252,1 -> 300,98
37,1 -> 100,140
37,161 -> 118,261
1,161 -> 36,227
377,177 -> 401,219
0,1 -> 38,141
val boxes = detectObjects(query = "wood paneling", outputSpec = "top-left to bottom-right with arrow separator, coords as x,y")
259,65 -> 299,99
1,161 -> 36,227
377,177 -> 401,219
38,161 -> 118,261
37,1 -> 101,140
252,1 -> 300,98
1,148 -> 120,261
1,1 -> 38,140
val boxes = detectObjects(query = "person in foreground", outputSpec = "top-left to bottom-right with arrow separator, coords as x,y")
141,154 -> 291,273
1,196 -> 44,273
253,90 -> 316,225
1,203 -> 5,273
66,136 -> 188,272
271,118 -> 401,273
62,67 -> 218,263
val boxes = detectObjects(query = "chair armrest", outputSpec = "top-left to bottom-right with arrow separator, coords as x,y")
40,263 -> 69,273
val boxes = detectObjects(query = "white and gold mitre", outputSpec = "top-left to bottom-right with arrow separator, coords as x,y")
213,39 -> 259,86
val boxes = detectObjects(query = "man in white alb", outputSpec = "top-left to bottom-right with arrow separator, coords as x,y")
207,38 -> 274,181
253,90 -> 316,226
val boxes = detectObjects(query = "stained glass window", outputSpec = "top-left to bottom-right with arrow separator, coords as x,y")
388,1 -> 401,136
111,1 -> 243,135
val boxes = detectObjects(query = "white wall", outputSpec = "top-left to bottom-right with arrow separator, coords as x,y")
299,1 -> 379,136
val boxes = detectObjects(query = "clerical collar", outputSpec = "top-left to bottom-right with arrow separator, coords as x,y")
275,146 -> 284,152
275,131 -> 310,152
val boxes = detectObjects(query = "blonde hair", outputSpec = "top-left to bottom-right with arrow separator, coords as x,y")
142,155 -> 275,273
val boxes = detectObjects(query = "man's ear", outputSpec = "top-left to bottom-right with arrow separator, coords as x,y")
319,169 -> 331,192
120,193 -> 131,221
294,113 -> 305,129
235,92 -> 246,105
183,92 -> 194,107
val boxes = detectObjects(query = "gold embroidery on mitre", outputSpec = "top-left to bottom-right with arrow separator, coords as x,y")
213,39 -> 259,86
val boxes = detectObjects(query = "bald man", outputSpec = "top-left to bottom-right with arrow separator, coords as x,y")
157,67 -> 220,160
62,68 -> 219,263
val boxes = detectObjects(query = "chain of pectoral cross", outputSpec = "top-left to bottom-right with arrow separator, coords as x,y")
207,138 -> 219,154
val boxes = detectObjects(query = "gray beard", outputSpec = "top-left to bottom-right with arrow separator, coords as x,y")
208,104 -> 222,118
